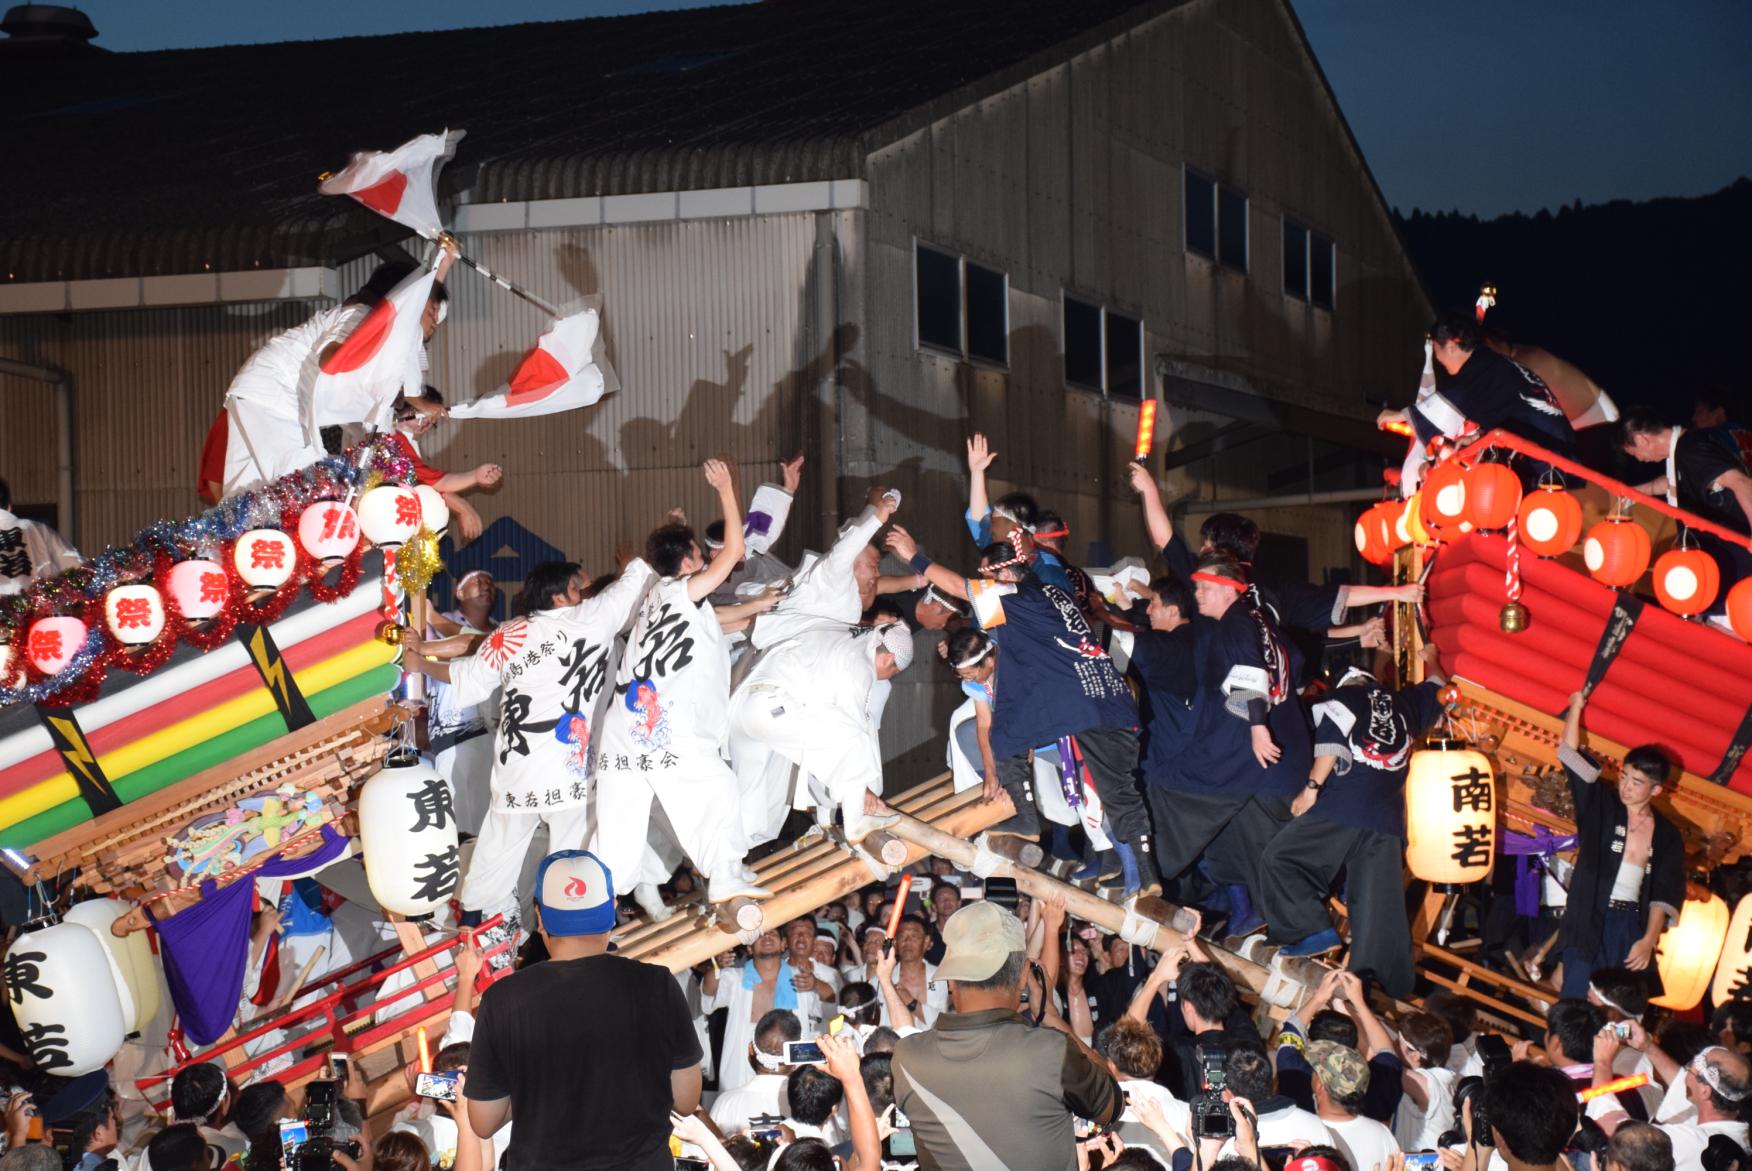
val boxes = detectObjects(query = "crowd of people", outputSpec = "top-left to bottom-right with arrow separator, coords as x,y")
3,283 -> 1752,1171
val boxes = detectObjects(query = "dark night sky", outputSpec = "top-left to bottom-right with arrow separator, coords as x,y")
57,0 -> 1752,218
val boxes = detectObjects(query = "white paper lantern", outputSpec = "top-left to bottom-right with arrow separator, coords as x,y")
166,559 -> 229,621
359,754 -> 460,916
0,643 -> 18,689
103,584 -> 166,646
1404,739 -> 1496,883
1654,891 -> 1730,1011
26,616 -> 86,675
1711,895 -> 1752,1007
297,501 -> 362,562
234,529 -> 297,589
358,486 -> 422,549
62,898 -> 162,1033
4,922 -> 128,1076
414,484 -> 449,535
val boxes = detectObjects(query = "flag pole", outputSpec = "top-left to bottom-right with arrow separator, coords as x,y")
455,253 -> 560,317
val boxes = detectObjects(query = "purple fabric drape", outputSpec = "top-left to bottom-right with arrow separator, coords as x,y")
1501,826 -> 1578,918
153,826 -> 351,1046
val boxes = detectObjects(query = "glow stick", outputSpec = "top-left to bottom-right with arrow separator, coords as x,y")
886,875 -> 914,940
1578,1073 -> 1648,1102
417,1026 -> 431,1073
1134,401 -> 1158,461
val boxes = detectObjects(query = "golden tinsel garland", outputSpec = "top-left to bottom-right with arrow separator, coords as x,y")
396,527 -> 444,596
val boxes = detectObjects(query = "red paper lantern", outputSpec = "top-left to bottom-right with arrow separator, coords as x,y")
1583,518 -> 1652,588
166,559 -> 229,621
1354,504 -> 1395,566
1465,463 -> 1522,531
298,502 -> 362,562
1653,547 -> 1721,616
1727,578 -> 1752,641
1517,487 -> 1584,557
27,616 -> 86,675
1419,462 -> 1469,538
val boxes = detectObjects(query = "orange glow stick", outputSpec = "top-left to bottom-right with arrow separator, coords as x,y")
417,1026 -> 431,1073
1379,418 -> 1414,437
1579,1073 -> 1648,1101
886,875 -> 913,940
1134,400 -> 1158,461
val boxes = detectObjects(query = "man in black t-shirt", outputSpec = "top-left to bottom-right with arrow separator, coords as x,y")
465,850 -> 703,1171
1620,409 -> 1752,604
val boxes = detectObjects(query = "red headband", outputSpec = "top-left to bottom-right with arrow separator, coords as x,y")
1293,1158 -> 1346,1171
1191,571 -> 1248,591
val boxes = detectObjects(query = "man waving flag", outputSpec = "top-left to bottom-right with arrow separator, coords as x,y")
449,305 -> 619,420
319,130 -> 466,239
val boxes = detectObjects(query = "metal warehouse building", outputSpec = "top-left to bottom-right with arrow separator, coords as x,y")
0,0 -> 1427,777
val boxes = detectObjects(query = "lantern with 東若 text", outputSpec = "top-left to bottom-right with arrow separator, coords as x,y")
358,751 -> 461,917
234,529 -> 297,589
1405,738 -> 1496,884
4,922 -> 128,1076
1653,888 -> 1729,1011
1710,894 -> 1752,1007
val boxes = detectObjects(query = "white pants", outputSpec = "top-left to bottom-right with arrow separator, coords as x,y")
222,397 -> 324,499
728,725 -> 798,847
592,753 -> 743,896
730,685 -> 881,827
458,804 -> 592,919
434,734 -> 494,837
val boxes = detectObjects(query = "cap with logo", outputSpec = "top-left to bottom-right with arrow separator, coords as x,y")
535,850 -> 616,936
1306,1040 -> 1371,1099
933,900 -> 1027,983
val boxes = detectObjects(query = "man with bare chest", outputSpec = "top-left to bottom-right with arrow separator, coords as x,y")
885,915 -> 949,1028
702,929 -> 824,1093
1555,691 -> 1686,999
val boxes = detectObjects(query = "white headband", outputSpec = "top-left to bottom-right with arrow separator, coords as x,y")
952,641 -> 994,670
1691,1048 -> 1750,1102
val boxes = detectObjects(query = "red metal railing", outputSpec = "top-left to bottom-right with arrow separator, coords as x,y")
1451,428 -> 1752,551
136,916 -> 509,1110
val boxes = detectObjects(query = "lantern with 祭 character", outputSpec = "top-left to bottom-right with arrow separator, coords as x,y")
1405,738 -> 1496,884
298,501 -> 362,562
166,558 -> 229,621
104,584 -> 166,646
4,922 -> 128,1075
1653,888 -> 1729,1011
358,752 -> 461,917
414,484 -> 450,536
359,485 -> 422,549
234,529 -> 297,590
26,615 -> 86,675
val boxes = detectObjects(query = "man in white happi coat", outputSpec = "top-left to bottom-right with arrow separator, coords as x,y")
727,486 -> 908,845
591,460 -> 775,906
402,555 -> 652,940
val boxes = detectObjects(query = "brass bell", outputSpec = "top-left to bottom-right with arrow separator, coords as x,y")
377,622 -> 404,646
1499,602 -> 1529,633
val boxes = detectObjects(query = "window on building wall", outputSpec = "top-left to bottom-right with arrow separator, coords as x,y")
964,261 -> 1009,365
1064,293 -> 1144,397
915,243 -> 962,353
1283,219 -> 1309,301
1310,232 -> 1336,310
1218,187 -> 1248,271
1064,297 -> 1103,390
1184,170 -> 1215,259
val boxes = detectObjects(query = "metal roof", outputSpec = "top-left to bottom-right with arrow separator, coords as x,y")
0,0 -> 1171,282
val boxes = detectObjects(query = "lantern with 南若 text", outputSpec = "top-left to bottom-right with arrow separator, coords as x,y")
166,559 -> 228,621
1653,888 -> 1729,1010
359,751 -> 461,917
1404,738 -> 1496,884
1419,463 -> 1469,539
1653,545 -> 1721,616
1517,486 -> 1584,557
297,501 -> 361,562
1710,894 -> 1752,1007
234,529 -> 297,589
26,615 -> 86,675
359,485 -> 422,549
1463,462 -> 1522,531
1584,517 -> 1651,588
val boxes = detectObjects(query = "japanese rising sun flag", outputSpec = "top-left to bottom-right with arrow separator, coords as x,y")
318,130 -> 466,239
449,305 -> 619,420
308,264 -> 438,437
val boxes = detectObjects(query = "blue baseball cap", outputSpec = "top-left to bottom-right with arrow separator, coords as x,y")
535,850 -> 616,936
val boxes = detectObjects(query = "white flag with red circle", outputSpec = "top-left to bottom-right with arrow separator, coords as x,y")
449,306 -> 617,420
318,130 -> 466,239
308,265 -> 438,436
